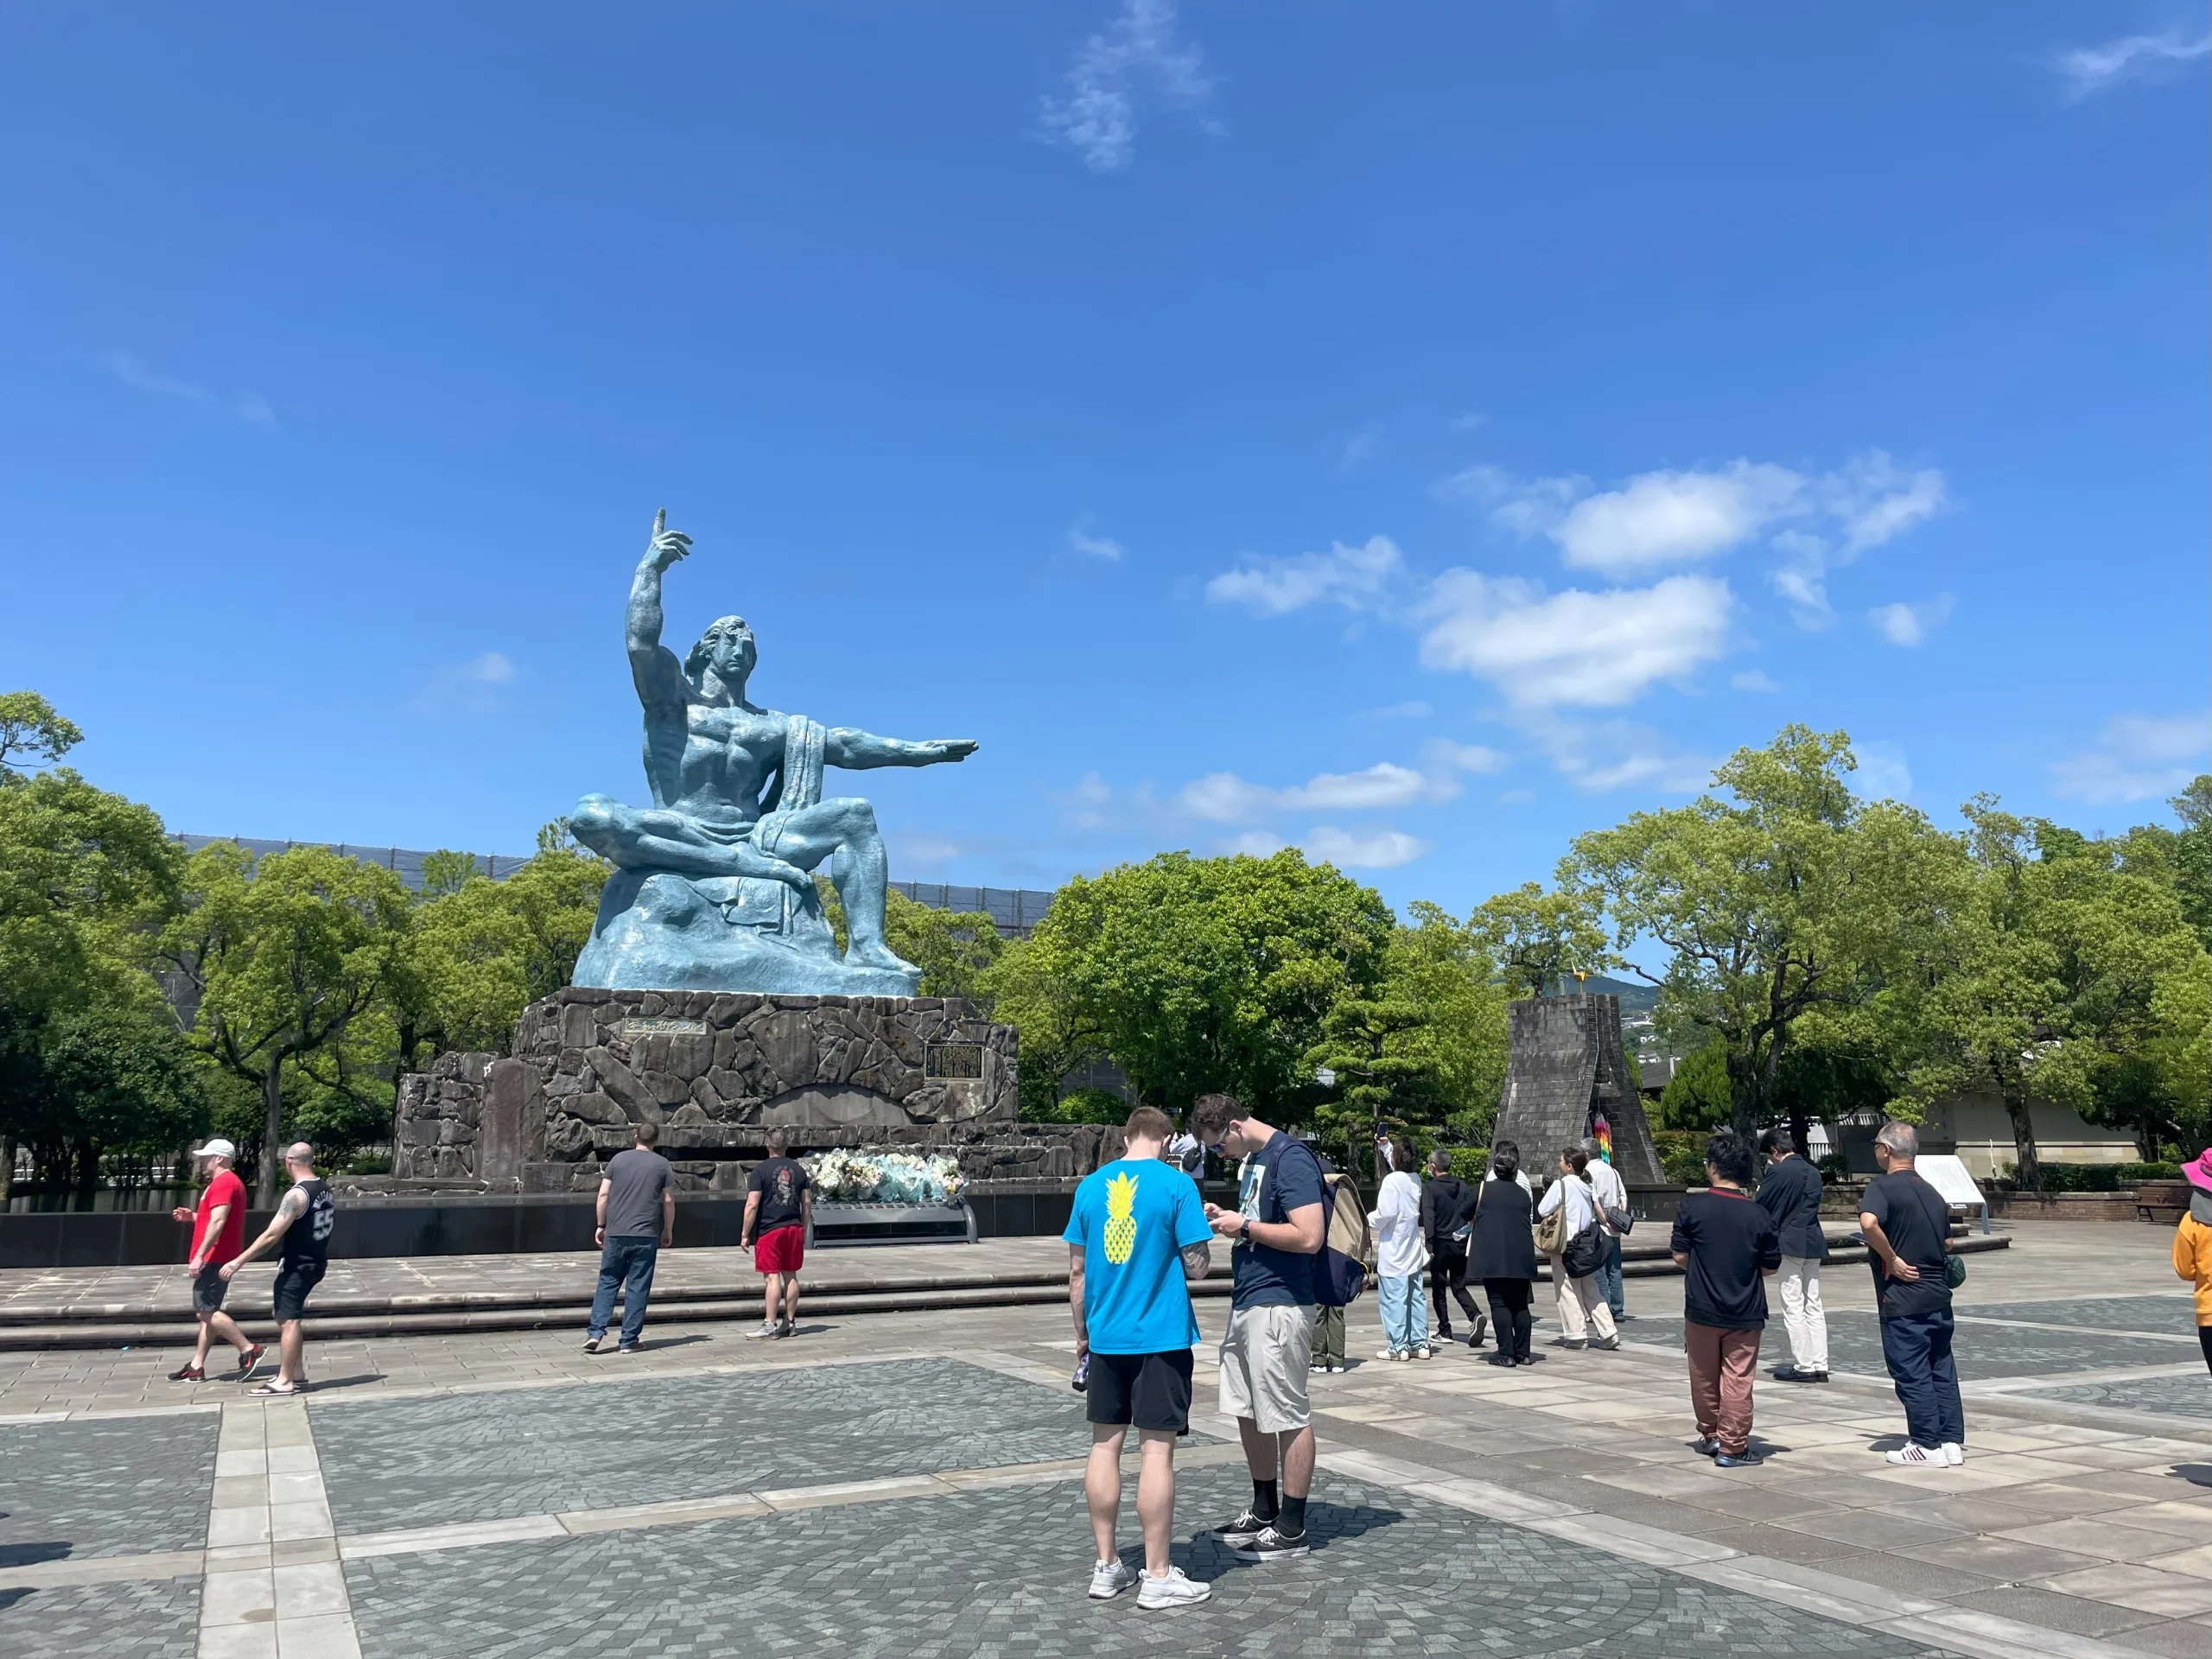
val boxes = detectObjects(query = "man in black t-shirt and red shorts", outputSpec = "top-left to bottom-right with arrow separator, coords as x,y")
742,1129 -> 813,1339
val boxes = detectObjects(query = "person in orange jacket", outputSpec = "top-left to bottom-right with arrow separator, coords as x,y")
2173,1149 -> 2212,1375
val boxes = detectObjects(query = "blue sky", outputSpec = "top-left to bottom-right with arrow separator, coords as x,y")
3,3 -> 2206,916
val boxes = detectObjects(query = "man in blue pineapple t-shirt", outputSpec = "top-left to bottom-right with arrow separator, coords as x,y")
1064,1106 -> 1216,1611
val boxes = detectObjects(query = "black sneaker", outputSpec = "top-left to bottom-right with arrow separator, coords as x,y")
1713,1450 -> 1763,1468
1209,1509 -> 1272,1547
1233,1526 -> 1311,1563
1691,1437 -> 1719,1458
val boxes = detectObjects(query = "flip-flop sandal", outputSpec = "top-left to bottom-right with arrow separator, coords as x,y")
248,1380 -> 300,1396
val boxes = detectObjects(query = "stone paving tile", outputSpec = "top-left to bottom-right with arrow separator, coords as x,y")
343,1465 -> 1968,1658
2021,1374 -> 2212,1421
1962,1297 -> 2197,1337
0,1412 -> 218,1562
312,1357 -> 1179,1534
0,1574 -> 200,1656
1631,1312 -> 2198,1381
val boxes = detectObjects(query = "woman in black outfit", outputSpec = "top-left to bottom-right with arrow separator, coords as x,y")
1469,1141 -> 1540,1366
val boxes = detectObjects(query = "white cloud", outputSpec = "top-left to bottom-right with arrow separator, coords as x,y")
1205,536 -> 1407,617
413,652 -> 516,715
1421,738 -> 1507,776
2050,712 -> 2211,803
1868,594 -> 1954,646
1053,770 -> 1116,830
1067,523 -> 1124,561
1364,699 -> 1432,721
1510,711 -> 1716,795
1853,741 -> 1913,800
1039,0 -> 1214,173
1301,826 -> 1431,869
1777,454 -> 1950,626
1554,463 -> 1805,575
1223,830 -> 1287,857
2056,31 -> 2211,100
1731,670 -> 1780,693
1449,411 -> 1487,433
1418,571 -> 1734,708
1175,741 -> 1497,825
102,350 -> 273,424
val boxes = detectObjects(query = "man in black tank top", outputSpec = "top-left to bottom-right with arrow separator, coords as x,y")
221,1141 -> 337,1396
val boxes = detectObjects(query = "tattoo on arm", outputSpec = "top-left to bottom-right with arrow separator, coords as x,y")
277,1189 -> 306,1222
1180,1240 -> 1212,1281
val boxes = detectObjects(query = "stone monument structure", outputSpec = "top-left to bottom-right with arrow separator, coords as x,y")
567,511 -> 977,995
1491,992 -> 1663,1186
385,512 -> 1112,1219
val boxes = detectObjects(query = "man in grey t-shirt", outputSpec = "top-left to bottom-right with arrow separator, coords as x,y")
585,1122 -> 676,1353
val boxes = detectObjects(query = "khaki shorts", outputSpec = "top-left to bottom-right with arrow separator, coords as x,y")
1217,1302 -> 1316,1433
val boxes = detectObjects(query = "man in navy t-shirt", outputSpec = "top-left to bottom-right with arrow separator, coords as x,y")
1189,1093 -> 1328,1565
1064,1107 -> 1215,1611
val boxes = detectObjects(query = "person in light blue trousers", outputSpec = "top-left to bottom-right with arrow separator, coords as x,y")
1369,1134 -> 1428,1360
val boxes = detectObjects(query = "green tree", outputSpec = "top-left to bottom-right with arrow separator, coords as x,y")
885,891 -> 1003,1002
1002,849 -> 1394,1118
0,690 -> 85,777
1383,900 -> 1509,1138
1465,882 -> 1614,998
1564,725 -> 1965,1138
1656,1039 -> 1732,1130
1306,995 -> 1436,1171
986,933 -> 1112,1119
1892,801 -> 2209,1187
31,1002 -> 205,1197
162,844 -> 410,1203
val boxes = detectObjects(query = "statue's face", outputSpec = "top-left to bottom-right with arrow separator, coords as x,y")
690,616 -> 756,686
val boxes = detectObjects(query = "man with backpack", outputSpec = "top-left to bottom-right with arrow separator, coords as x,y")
1190,1093 -> 1328,1563
1859,1121 -> 1966,1468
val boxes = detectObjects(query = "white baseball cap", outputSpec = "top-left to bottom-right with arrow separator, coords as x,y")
189,1139 -> 238,1161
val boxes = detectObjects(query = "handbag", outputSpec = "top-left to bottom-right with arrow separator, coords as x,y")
1602,1202 -> 1634,1236
1532,1192 -> 1567,1255
1943,1250 -> 1967,1289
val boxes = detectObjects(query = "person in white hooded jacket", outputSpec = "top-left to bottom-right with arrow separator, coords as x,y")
1368,1134 -> 1428,1360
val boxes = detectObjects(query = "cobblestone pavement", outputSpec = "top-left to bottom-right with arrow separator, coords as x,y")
342,1465 -> 1966,1659
1967,1297 -> 2199,1336
1629,1310 -> 2202,1382
0,1574 -> 201,1658
0,1410 -> 218,1562
2018,1374 -> 2212,1421
312,1357 -> 1196,1533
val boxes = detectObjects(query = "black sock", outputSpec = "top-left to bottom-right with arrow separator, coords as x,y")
1279,1494 -> 1307,1536
1251,1478 -> 1279,1520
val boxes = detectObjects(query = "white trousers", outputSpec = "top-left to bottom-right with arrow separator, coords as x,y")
1547,1253 -> 1617,1344
1777,1255 -> 1827,1371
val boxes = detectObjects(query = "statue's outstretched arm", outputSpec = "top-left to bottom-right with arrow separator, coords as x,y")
824,729 -> 978,771
626,509 -> 693,709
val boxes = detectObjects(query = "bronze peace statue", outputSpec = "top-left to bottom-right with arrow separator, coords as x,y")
569,512 -> 976,995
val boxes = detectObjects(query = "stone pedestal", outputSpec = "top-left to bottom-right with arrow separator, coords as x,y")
392,988 -> 1110,1196
1492,993 -> 1663,1187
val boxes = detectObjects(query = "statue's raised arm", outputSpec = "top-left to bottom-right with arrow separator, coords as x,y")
626,509 -> 694,711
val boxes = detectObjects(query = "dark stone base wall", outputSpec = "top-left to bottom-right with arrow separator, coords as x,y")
391,987 -> 1118,1199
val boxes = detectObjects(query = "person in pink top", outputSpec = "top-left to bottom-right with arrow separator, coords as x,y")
168,1139 -> 264,1382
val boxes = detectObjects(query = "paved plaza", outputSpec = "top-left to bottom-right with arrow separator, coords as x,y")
2,1220 -> 2209,1658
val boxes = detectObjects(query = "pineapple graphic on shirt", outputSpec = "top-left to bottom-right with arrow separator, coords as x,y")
1103,1170 -> 1138,1265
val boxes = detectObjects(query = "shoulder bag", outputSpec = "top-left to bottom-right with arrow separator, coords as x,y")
1532,1188 -> 1568,1255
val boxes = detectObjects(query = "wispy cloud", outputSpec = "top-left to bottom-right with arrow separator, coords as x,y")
1067,520 -> 1125,561
1515,713 -> 1717,795
2050,712 -> 2210,803
1206,536 -> 1408,618
1363,699 -> 1433,721
1039,0 -> 1216,173
1868,594 -> 1955,647
1439,450 -> 1947,626
2056,30 -> 2210,100
1178,740 -> 1498,824
412,652 -> 516,715
1302,826 -> 1431,869
102,350 -> 274,424
1853,741 -> 1913,800
1731,670 -> 1780,694
1419,571 -> 1734,709
1338,423 -> 1385,472
891,832 -> 963,868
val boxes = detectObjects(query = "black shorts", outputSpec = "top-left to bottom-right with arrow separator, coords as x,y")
192,1263 -> 230,1315
1085,1349 -> 1194,1434
272,1261 -> 326,1323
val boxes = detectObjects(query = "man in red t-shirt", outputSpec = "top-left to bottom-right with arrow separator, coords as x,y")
168,1139 -> 264,1382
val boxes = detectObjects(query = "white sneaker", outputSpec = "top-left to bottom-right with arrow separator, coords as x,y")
1885,1443 -> 1943,1466
1412,1346 -> 1433,1360
1941,1442 -> 1965,1465
1135,1566 -> 1212,1610
1088,1559 -> 1139,1600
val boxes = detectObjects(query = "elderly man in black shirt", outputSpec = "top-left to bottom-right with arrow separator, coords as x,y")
1859,1121 -> 1966,1467
1756,1128 -> 1830,1382
1670,1132 -> 1782,1467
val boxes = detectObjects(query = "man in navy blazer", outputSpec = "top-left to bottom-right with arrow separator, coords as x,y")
1756,1129 -> 1830,1382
